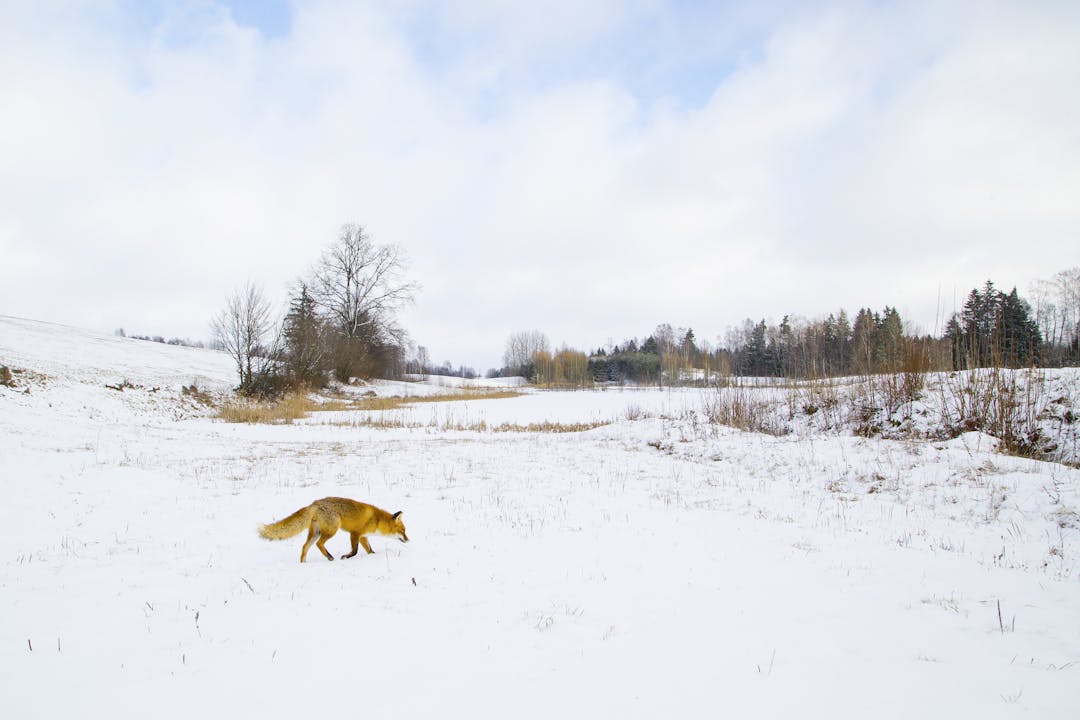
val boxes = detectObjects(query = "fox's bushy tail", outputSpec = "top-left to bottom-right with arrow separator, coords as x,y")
259,505 -> 313,540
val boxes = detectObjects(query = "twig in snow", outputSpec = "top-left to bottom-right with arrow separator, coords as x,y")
1000,689 -> 1023,704
241,577 -> 255,594
757,649 -> 777,676
997,599 -> 1013,634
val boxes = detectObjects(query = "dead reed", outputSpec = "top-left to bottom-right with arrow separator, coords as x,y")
216,393 -> 352,424
353,389 -> 522,411
216,388 -> 523,424
701,382 -> 788,436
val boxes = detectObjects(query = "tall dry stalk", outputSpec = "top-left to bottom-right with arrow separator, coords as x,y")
937,367 -> 1049,457
702,381 -> 787,435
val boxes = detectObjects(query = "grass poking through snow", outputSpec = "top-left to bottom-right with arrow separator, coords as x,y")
216,389 -> 525,425
216,393 -> 352,424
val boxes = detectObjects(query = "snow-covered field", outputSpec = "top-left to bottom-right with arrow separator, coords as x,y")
2,315 -> 1079,718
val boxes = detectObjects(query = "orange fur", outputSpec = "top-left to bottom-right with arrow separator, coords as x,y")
259,497 -> 409,562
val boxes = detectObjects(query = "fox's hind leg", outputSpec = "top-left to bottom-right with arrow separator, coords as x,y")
315,525 -> 338,561
300,522 -> 318,563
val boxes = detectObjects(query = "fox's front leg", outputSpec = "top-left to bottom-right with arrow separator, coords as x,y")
341,532 -> 360,560
340,533 -> 374,559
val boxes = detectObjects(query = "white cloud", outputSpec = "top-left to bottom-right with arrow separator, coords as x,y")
1,0 -> 1077,369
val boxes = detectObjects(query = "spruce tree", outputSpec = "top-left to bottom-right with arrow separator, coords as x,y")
282,284 -> 327,388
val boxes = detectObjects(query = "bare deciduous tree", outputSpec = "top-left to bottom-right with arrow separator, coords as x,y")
1031,266 -> 1080,365
503,330 -> 549,374
309,223 -> 419,380
211,281 -> 274,393
311,223 -> 418,338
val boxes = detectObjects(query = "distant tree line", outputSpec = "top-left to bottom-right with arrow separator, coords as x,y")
211,223 -> 419,396
207,253 -> 1077,393
497,330 -> 592,387
115,329 -> 207,349
402,350 -> 481,380
497,268 -> 1078,386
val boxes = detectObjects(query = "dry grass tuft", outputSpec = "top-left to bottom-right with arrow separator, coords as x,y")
702,383 -> 788,436
217,393 -> 351,424
493,420 -> 609,433
181,383 -> 216,407
216,388 -> 522,425
325,415 -> 609,433
352,389 -> 523,411
336,414 -> 422,430
354,396 -> 413,411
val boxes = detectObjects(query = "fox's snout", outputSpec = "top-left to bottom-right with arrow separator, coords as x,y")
400,532 -> 409,543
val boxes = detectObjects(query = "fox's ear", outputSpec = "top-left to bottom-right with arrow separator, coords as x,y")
392,511 -> 403,520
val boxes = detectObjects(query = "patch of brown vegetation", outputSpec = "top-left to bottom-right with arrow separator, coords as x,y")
215,388 -> 524,425
181,383 -> 216,407
216,393 -> 351,424
492,420 -> 609,433
351,389 -> 523,411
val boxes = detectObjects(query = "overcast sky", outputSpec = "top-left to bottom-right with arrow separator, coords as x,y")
2,1 -> 1078,371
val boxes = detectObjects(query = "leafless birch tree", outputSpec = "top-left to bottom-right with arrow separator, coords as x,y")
309,223 -> 419,380
503,330 -> 550,374
211,281 -> 275,393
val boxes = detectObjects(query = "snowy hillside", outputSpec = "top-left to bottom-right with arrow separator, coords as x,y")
2,317 -> 1078,718
0,315 -> 236,388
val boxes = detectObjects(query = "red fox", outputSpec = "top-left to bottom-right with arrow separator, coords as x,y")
259,497 -> 409,563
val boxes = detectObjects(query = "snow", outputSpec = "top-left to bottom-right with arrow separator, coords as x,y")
2,315 -> 1079,718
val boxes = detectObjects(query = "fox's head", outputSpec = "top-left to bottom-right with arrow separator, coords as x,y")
390,510 -> 409,543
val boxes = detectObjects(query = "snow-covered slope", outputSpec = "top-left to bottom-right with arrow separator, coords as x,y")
1,315 -> 234,451
0,315 -> 236,389
2,317 -> 1078,719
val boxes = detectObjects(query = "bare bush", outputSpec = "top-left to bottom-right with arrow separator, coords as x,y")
702,383 -> 787,435
938,368 -> 1053,457
790,377 -> 843,430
